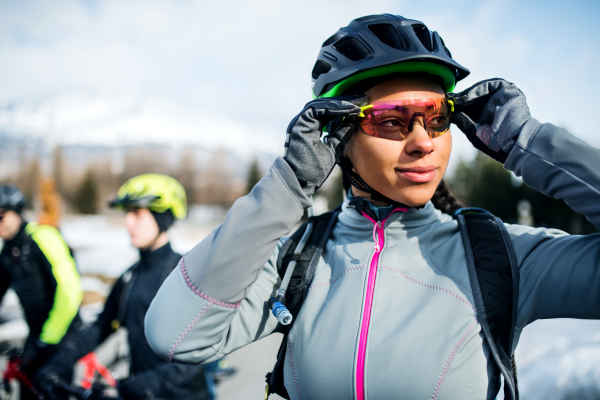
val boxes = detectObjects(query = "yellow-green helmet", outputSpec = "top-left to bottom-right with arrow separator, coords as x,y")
110,174 -> 187,220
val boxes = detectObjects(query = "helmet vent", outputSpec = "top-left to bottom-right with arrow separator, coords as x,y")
312,60 -> 333,80
334,37 -> 370,61
440,36 -> 452,58
412,24 -> 433,52
368,24 -> 407,51
322,51 -> 337,61
322,31 -> 346,47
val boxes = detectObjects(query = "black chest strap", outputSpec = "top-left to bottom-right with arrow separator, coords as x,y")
456,209 -> 520,400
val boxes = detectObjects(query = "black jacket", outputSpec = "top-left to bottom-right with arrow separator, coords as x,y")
53,243 -> 208,400
0,221 -> 82,343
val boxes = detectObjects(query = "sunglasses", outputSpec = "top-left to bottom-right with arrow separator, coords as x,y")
357,97 -> 454,140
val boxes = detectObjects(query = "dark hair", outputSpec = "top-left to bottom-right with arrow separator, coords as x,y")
341,175 -> 463,215
430,179 -> 464,215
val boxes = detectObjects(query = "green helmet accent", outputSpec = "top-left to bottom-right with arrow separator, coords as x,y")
110,174 -> 187,220
318,61 -> 457,99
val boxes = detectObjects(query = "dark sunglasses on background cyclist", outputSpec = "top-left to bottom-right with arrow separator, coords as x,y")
357,97 -> 455,140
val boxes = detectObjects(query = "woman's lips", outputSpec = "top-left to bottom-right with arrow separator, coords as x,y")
395,166 -> 438,183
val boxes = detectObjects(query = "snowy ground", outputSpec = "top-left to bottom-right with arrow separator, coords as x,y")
1,212 -> 600,400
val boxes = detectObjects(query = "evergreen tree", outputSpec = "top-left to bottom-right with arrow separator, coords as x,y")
449,153 -> 597,234
74,169 -> 99,214
246,158 -> 263,194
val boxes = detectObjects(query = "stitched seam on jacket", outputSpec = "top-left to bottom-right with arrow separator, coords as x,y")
167,303 -> 213,361
180,258 -> 240,309
425,222 -> 472,294
380,266 -> 476,312
431,319 -> 478,400
308,265 -> 367,289
288,339 -> 303,400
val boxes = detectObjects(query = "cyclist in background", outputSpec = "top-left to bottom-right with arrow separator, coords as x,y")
0,184 -> 83,400
36,174 -> 213,400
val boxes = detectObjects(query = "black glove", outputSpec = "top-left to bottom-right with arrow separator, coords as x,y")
33,362 -> 73,399
284,95 -> 368,197
448,78 -> 531,163
118,373 -> 161,400
22,339 -> 57,377
34,365 -> 63,400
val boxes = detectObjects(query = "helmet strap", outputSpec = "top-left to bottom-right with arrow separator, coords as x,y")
339,156 -> 407,205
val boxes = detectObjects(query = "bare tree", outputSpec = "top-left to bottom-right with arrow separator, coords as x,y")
177,147 -> 197,204
199,149 -> 243,207
52,146 -> 65,197
18,148 -> 41,210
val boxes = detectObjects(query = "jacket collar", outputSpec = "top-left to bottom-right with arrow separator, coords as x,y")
139,242 -> 173,266
339,194 -> 446,230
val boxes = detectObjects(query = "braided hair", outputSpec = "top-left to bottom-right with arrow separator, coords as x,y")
430,179 -> 464,215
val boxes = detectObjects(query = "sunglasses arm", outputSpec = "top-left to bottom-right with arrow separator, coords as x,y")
358,105 -> 373,118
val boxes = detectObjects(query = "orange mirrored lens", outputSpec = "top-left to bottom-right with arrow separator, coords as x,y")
358,98 -> 451,140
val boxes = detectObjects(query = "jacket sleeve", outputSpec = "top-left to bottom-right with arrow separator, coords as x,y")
502,119 -> 600,330
50,276 -> 125,370
29,225 -> 83,344
145,157 -> 312,364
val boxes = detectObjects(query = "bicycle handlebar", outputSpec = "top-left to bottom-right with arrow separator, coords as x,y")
0,343 -> 22,359
55,380 -> 119,400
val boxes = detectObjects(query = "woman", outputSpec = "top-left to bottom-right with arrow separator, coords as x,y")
37,174 -> 214,400
144,14 -> 600,400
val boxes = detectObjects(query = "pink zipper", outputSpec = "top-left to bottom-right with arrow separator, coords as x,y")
356,208 -> 407,400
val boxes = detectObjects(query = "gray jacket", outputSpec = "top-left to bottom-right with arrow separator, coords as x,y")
145,119 -> 600,400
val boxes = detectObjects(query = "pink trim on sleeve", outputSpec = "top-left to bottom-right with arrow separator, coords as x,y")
179,257 -> 240,309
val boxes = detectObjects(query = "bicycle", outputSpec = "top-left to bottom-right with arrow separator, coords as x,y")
0,343 -> 44,400
77,353 -> 116,390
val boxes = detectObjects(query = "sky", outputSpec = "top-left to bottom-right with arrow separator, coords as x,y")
1,0 -> 599,168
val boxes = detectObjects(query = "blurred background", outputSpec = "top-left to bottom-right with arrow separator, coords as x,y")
1,0 -> 600,399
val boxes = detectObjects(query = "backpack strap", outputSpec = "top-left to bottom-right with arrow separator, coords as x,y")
266,207 -> 341,399
455,209 -> 520,400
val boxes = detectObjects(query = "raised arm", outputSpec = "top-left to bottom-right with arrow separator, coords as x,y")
145,158 -> 309,364
506,120 -> 600,328
450,79 -> 600,332
145,97 -> 365,364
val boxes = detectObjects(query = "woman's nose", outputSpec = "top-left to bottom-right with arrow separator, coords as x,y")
404,123 -> 434,156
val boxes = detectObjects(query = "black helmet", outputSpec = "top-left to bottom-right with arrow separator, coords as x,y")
0,185 -> 26,214
312,14 -> 469,98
